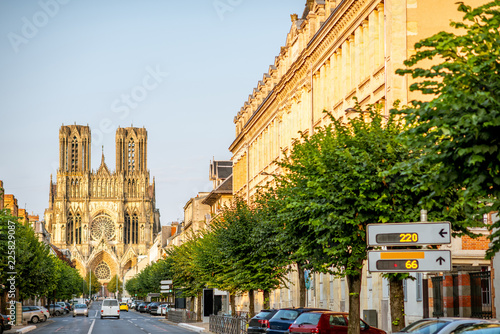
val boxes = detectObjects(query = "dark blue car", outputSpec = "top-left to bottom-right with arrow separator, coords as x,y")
266,308 -> 329,334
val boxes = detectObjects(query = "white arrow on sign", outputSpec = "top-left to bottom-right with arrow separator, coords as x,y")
160,285 -> 170,289
160,290 -> 171,293
161,280 -> 173,285
367,222 -> 451,246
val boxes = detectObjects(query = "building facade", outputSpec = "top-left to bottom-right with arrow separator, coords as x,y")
229,0 -> 492,328
44,124 -> 161,288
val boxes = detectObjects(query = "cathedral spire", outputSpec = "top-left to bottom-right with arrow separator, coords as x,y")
97,146 -> 111,176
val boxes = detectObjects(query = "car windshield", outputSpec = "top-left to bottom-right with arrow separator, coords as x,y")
399,319 -> 450,333
103,300 -> 119,307
273,310 -> 299,321
294,313 -> 322,325
120,303 -> 126,305
75,304 -> 87,309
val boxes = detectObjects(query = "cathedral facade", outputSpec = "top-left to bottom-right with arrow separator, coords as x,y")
44,125 -> 161,287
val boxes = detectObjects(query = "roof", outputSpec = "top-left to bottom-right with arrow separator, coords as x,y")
202,175 -> 233,206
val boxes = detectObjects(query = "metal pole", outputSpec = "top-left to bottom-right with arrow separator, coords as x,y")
89,268 -> 92,300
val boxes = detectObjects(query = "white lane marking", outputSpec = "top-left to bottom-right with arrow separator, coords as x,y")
87,319 -> 95,334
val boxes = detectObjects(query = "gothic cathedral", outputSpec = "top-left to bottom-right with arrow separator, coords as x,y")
44,124 -> 161,287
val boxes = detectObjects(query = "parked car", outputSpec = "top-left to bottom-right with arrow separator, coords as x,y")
131,300 -> 143,310
289,311 -> 386,334
453,322 -> 500,333
137,302 -> 150,313
148,302 -> 160,314
120,303 -> 129,312
157,304 -> 169,316
248,309 -> 279,334
73,304 -> 89,317
267,308 -> 330,334
22,306 -> 48,324
45,304 -> 65,316
394,318 -> 498,334
1,313 -> 13,332
100,299 -> 120,319
56,302 -> 70,313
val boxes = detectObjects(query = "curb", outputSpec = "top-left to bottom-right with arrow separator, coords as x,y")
16,326 -> 37,333
178,323 -> 206,332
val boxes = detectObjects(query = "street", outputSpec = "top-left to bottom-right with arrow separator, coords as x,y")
21,302 -> 194,334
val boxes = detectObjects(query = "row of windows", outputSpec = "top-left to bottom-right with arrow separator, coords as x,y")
66,213 -> 140,245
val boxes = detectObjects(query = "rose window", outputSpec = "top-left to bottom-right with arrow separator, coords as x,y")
91,214 -> 115,240
95,261 -> 111,280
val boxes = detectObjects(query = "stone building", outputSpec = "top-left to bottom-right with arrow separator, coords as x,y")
228,0 -> 492,328
44,124 -> 161,289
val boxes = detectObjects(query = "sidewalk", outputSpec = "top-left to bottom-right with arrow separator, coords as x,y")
4,324 -> 37,333
158,318 -> 211,333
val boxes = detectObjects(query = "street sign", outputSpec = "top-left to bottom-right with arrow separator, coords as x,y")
160,290 -> 172,293
160,285 -> 170,289
367,222 -> 451,246
161,280 -> 173,285
368,250 -> 451,272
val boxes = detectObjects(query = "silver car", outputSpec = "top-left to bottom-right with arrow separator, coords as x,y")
73,304 -> 89,317
22,306 -> 49,324
395,318 -> 498,334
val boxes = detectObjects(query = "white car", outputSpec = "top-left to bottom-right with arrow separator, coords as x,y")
100,299 -> 120,319
157,304 -> 169,315
73,304 -> 89,317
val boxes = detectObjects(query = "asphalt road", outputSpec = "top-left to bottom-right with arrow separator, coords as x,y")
27,301 -> 194,334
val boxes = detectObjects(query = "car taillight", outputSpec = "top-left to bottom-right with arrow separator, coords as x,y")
117,310 -> 120,313
101,310 -> 103,313
311,329 -> 320,334
258,319 -> 270,328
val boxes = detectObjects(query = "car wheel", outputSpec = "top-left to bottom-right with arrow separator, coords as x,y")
117,316 -> 120,319
86,314 -> 88,317
56,311 -> 61,316
100,316 -> 103,319
31,316 -> 39,324
73,315 -> 76,317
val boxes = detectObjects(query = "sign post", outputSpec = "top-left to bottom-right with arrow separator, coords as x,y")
367,222 -> 452,273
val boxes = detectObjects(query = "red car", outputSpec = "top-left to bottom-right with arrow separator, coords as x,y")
289,311 -> 386,334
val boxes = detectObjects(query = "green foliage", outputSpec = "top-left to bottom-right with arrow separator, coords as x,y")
0,208 -> 84,302
85,270 -> 100,295
393,1 -> 500,257
125,259 -> 172,298
107,274 -> 123,294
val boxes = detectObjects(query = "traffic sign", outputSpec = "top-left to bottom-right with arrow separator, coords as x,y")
368,250 -> 451,272
160,290 -> 172,293
367,222 -> 451,246
161,280 -> 173,285
161,285 -> 170,289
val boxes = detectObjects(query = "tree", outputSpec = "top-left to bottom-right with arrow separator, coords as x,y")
394,1 -> 500,257
85,270 -> 100,296
208,198 -> 288,317
107,274 -> 123,295
270,102 -> 480,334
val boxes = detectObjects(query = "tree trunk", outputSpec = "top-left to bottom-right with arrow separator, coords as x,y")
190,296 -> 195,312
390,278 -> 406,332
197,291 -> 202,321
263,290 -> 270,309
297,262 -> 306,307
230,293 -> 236,316
346,272 -> 362,334
248,290 -> 255,318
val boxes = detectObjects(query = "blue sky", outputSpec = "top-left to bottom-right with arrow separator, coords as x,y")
0,0 -> 306,223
